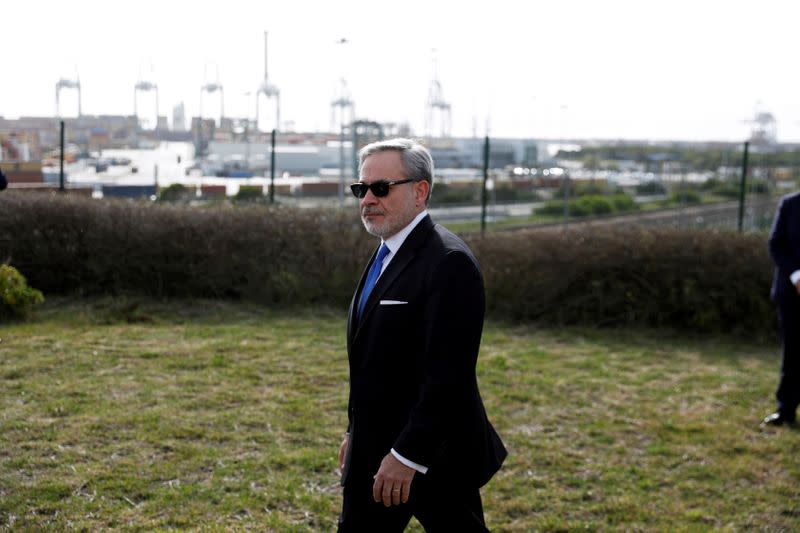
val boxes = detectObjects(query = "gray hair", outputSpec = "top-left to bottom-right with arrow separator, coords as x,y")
358,138 -> 434,203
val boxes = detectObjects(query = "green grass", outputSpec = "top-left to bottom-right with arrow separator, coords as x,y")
1,298 -> 799,531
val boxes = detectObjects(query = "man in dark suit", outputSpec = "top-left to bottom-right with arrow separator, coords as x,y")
337,138 -> 506,532
764,191 -> 800,427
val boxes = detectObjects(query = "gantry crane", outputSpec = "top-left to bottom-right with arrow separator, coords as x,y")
134,79 -> 159,130
424,49 -> 452,138
256,31 -> 280,132
56,76 -> 82,117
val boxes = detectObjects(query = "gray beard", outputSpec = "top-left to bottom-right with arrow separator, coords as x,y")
361,208 -> 418,239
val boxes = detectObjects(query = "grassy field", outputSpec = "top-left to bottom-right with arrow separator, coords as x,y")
1,299 -> 799,531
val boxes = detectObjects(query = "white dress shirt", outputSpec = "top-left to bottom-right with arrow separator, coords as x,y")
376,210 -> 429,276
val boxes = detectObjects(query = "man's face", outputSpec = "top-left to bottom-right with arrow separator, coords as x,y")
359,150 -> 427,238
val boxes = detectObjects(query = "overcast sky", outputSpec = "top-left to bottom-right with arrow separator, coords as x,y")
3,0 -> 798,142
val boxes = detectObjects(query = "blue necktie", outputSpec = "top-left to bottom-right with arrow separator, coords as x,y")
358,243 -> 390,321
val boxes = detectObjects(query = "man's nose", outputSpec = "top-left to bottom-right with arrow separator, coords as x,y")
361,188 -> 378,205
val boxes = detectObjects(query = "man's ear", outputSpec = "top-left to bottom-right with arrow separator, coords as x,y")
414,180 -> 430,207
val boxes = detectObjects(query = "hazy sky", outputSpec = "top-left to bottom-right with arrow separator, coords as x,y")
3,0 -> 798,142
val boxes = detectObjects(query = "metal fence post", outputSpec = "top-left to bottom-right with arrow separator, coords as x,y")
481,135 -> 489,235
738,141 -> 749,233
270,128 -> 276,204
562,174 -> 570,230
59,120 -> 65,192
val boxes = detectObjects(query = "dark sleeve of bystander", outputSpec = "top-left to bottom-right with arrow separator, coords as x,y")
0,169 -> 7,191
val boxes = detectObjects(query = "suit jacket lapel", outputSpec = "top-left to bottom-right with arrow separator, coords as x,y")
351,215 -> 434,342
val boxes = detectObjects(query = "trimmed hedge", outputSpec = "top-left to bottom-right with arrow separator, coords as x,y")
0,191 -> 776,334
0,192 -> 371,305
469,228 -> 773,335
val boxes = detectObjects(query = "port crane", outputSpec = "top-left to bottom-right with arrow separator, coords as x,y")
56,76 -> 82,117
256,31 -> 280,132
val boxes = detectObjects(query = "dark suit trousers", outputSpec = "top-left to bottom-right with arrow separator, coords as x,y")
777,296 -> 800,418
338,472 -> 489,533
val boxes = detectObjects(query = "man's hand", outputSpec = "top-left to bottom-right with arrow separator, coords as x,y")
338,434 -> 349,471
795,280 -> 800,295
372,453 -> 415,507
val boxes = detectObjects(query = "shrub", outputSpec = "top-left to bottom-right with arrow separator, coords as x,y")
234,186 -> 265,202
555,181 -> 616,198
670,189 -> 702,204
429,183 -> 478,205
575,195 -> 613,215
636,181 -> 667,195
493,186 -> 540,203
611,193 -> 639,212
536,194 -> 637,217
158,183 -> 191,203
704,178 -> 770,199
711,182 -> 740,198
750,179 -> 772,195
536,199 -> 570,217
576,182 -> 614,196
0,264 -> 44,320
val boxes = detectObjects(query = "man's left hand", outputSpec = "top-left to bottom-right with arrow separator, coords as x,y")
372,453 -> 415,507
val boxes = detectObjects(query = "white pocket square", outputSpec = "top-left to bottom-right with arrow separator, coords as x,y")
380,300 -> 408,305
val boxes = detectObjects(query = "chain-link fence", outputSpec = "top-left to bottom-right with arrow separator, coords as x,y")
436,140 -> 800,234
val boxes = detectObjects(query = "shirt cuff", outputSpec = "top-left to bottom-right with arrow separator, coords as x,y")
390,448 -> 428,474
791,270 -> 800,285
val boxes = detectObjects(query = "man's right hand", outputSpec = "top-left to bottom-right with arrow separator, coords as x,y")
795,280 -> 800,295
338,434 -> 349,471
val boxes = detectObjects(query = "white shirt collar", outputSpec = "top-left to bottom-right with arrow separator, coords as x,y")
382,210 -> 429,257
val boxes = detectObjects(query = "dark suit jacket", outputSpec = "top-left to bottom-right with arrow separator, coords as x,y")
342,215 -> 507,489
769,192 -> 800,304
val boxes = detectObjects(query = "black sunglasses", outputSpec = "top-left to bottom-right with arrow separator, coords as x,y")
350,178 -> 416,198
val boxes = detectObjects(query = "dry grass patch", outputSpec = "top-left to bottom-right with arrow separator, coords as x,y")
1,299 -> 798,531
